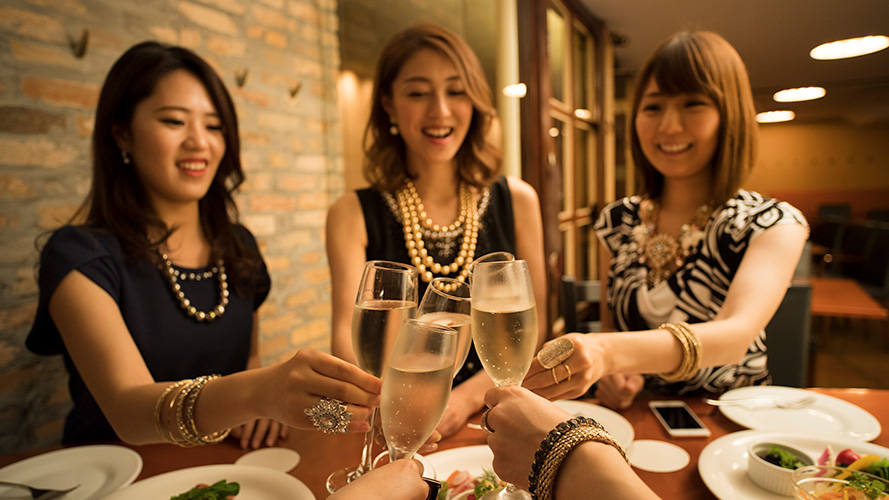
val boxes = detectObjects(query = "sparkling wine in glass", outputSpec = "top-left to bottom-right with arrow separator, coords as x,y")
326,260 -> 418,493
417,277 -> 472,376
470,259 -> 538,500
380,318 -> 458,461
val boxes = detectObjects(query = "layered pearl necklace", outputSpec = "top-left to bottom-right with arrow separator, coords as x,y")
395,179 -> 480,289
156,248 -> 230,322
632,198 -> 713,286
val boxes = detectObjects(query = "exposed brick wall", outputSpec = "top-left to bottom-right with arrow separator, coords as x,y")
0,0 -> 343,453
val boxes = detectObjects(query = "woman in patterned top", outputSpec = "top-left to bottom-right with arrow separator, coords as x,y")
326,24 -> 547,441
524,31 -> 808,409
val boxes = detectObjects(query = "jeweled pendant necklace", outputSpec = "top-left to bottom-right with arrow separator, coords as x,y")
632,198 -> 712,286
396,179 -> 480,288
156,248 -> 229,322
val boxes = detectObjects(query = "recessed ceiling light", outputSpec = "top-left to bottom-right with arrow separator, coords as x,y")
810,35 -> 889,60
773,87 -> 826,102
756,110 -> 795,123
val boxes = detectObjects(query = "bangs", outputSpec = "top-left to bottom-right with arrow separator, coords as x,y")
649,35 -> 721,102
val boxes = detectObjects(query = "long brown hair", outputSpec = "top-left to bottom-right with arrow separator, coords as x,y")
73,41 -> 261,291
630,30 -> 758,204
364,24 -> 501,192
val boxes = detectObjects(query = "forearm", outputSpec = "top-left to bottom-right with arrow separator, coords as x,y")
554,441 -> 660,500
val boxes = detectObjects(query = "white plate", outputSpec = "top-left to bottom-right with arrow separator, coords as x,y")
101,464 -> 314,500
0,445 -> 142,499
235,447 -> 301,473
717,386 -> 881,441
553,400 -> 635,448
698,429 -> 889,500
424,445 -> 494,482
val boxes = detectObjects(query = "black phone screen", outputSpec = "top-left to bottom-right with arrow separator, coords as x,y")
652,405 -> 704,429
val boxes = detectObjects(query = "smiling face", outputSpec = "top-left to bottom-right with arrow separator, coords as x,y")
634,77 -> 721,186
382,48 -> 474,172
115,69 -> 225,211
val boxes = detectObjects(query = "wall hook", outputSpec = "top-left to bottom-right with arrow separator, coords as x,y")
289,81 -> 303,99
234,68 -> 249,88
68,29 -> 89,59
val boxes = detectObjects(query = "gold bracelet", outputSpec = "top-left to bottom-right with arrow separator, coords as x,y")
658,322 -> 702,382
535,425 -> 629,500
154,379 -> 191,444
183,375 -> 229,445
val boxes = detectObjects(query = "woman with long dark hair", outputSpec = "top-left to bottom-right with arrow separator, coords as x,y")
27,41 -> 380,448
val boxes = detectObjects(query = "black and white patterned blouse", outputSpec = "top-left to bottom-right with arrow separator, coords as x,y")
594,189 -> 808,394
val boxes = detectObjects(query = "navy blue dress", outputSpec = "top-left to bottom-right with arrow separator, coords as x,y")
27,225 -> 270,444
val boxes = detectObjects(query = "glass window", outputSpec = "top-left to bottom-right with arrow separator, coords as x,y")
547,7 -> 566,103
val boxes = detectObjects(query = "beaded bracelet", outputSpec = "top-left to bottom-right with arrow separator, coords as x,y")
528,416 -> 629,500
657,321 -> 702,382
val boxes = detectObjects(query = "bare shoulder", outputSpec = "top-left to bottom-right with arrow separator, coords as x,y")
504,176 -> 541,207
327,191 -> 363,225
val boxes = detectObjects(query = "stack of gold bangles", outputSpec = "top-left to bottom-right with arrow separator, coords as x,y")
657,322 -> 702,382
154,375 -> 230,446
528,416 -> 629,500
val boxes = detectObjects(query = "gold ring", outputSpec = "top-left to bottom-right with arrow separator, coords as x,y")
551,367 -> 560,385
563,363 -> 572,382
480,408 -> 494,434
538,337 -> 574,369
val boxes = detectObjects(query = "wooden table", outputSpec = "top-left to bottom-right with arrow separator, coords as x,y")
1,388 -> 886,499
809,277 -> 888,320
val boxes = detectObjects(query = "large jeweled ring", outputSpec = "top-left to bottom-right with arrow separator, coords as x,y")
304,397 -> 352,434
537,337 -> 574,369
480,408 -> 494,434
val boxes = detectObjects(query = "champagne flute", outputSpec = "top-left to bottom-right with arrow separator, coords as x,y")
471,259 -> 538,500
417,277 -> 472,376
326,260 -> 418,493
467,251 -> 515,285
380,318 -> 458,462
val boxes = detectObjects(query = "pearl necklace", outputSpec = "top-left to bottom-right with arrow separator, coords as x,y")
632,198 -> 712,286
396,179 -> 479,289
157,249 -> 229,322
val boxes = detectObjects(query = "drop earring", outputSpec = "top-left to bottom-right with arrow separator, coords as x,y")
121,151 -> 131,164
389,122 -> 399,136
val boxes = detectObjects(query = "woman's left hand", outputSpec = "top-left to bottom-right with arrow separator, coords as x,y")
230,418 -> 288,449
483,386 -> 573,489
522,334 -> 607,401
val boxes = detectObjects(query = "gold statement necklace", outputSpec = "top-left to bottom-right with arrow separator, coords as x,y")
632,198 -> 713,286
156,247 -> 230,322
396,179 -> 479,290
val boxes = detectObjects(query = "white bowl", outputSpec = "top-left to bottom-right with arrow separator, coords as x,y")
747,441 -> 815,496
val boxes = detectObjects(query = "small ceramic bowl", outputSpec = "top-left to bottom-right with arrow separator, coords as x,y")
747,441 -> 815,496
792,465 -> 889,500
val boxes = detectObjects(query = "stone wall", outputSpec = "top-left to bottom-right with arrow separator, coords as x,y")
0,0 -> 342,453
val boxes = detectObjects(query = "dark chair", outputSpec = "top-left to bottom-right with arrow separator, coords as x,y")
843,222 -> 889,299
560,276 -> 602,333
765,281 -> 813,388
866,209 -> 889,223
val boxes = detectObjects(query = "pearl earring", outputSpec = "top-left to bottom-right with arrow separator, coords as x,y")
389,123 -> 399,136
121,151 -> 131,164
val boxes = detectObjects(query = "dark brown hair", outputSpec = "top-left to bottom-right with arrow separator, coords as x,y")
74,41 -> 261,291
630,30 -> 758,204
363,24 -> 501,192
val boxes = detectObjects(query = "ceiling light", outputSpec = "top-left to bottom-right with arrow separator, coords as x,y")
773,87 -> 826,102
502,83 -> 527,98
810,35 -> 889,60
756,110 -> 795,123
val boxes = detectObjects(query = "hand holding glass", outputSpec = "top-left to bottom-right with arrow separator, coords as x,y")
380,318 -> 458,461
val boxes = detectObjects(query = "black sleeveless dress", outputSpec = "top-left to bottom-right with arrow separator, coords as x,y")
356,176 -> 516,385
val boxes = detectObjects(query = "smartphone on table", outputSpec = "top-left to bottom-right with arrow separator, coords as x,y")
649,400 -> 711,438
